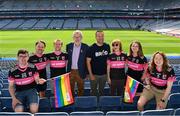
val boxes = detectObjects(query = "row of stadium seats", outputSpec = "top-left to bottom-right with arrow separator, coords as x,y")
0,94 -> 180,112
0,108 -> 180,116
0,18 -> 180,31
0,0 -> 179,11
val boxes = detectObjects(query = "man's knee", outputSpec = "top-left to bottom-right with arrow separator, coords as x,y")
30,103 -> 38,114
14,105 -> 24,112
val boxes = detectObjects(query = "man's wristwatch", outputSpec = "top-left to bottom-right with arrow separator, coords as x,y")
160,99 -> 165,103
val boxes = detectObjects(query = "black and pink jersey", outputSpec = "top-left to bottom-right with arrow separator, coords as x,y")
127,55 -> 147,79
47,52 -> 68,78
107,52 -> 127,80
147,66 -> 176,90
8,64 -> 38,92
28,54 -> 48,80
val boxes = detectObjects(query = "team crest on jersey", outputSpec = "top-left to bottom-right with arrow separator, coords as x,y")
62,56 -> 65,60
162,74 -> 167,80
29,72 -> 33,76
136,59 -> 139,63
121,57 -> 125,61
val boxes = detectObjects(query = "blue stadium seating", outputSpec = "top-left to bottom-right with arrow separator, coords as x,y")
174,108 -> 180,116
35,112 -> 69,116
74,96 -> 97,111
50,97 -> 74,112
99,96 -> 122,112
0,97 -> 13,112
121,96 -> 139,111
167,93 -> 180,109
0,112 -> 32,116
70,111 -> 104,116
141,109 -> 174,116
144,98 -> 156,110
106,111 -> 140,116
171,85 -> 180,93
38,98 -> 51,112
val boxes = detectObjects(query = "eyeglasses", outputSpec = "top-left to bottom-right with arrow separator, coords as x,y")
18,55 -> 28,58
112,43 -> 119,47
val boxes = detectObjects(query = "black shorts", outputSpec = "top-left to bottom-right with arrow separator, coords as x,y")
36,82 -> 47,92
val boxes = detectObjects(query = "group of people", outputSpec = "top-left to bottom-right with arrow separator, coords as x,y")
8,30 -> 176,113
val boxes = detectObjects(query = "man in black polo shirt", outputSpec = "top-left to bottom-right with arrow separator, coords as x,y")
8,49 -> 46,113
87,30 -> 110,96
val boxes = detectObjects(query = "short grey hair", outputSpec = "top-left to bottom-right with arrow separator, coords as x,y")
72,30 -> 83,38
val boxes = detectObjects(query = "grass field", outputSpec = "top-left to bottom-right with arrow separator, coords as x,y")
0,30 -> 180,57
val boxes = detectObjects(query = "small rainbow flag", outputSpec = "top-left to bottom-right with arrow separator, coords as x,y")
124,76 -> 140,103
54,73 -> 74,108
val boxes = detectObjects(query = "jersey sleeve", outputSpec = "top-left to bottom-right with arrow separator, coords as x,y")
167,67 -> 176,82
8,70 -> 15,83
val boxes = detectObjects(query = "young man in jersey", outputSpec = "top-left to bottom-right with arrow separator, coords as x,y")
8,49 -> 46,113
107,39 -> 127,96
87,30 -> 110,96
47,39 -> 68,93
28,40 -> 48,98
66,30 -> 89,96
138,52 -> 176,111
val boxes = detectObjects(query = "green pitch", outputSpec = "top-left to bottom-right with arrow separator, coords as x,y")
0,30 -> 180,57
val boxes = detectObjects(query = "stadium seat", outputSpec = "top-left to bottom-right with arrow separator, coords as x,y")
50,97 -> 74,112
174,108 -> 180,116
141,109 -> 174,116
171,85 -> 180,93
144,98 -> 156,110
121,96 -> 139,111
0,97 -> 13,112
99,96 -> 122,112
1,89 -> 10,97
106,111 -> 140,116
74,96 -> 97,111
70,111 -> 104,116
38,98 -> 51,112
167,93 -> 180,109
34,112 -> 69,116
0,112 -> 32,116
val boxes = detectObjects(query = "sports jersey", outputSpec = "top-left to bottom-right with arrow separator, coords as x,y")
47,52 -> 68,78
147,66 -> 176,90
107,52 -> 127,80
127,55 -> 147,79
28,54 -> 48,79
8,64 -> 38,92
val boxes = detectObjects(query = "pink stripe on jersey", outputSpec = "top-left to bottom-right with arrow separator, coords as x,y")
168,76 -> 176,82
109,61 -> 125,68
14,76 -> 35,85
50,60 -> 66,68
35,62 -> 47,70
127,61 -> 144,71
150,76 -> 167,86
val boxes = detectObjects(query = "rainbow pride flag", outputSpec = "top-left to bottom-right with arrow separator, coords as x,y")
53,73 -> 74,108
124,76 -> 140,103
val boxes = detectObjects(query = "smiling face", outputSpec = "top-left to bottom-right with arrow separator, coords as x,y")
54,40 -> 62,51
18,53 -> 29,65
73,32 -> 82,44
96,31 -> 104,45
131,42 -> 139,54
36,42 -> 45,55
154,53 -> 164,67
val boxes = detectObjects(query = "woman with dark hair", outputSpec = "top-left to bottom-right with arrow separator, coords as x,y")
107,39 -> 127,96
137,52 -> 176,111
127,41 -> 148,96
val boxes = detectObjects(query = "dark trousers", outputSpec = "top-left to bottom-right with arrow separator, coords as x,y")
110,79 -> 125,96
90,75 -> 107,96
